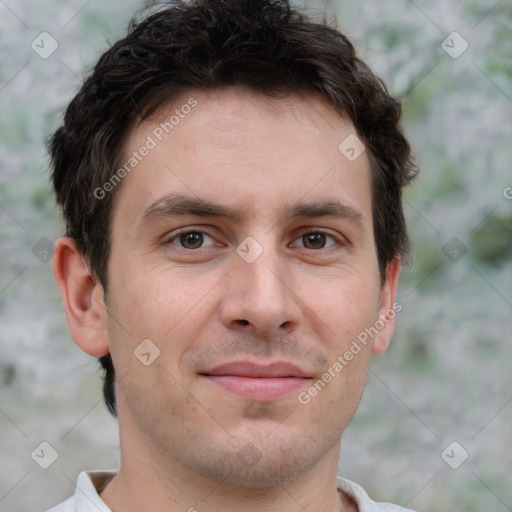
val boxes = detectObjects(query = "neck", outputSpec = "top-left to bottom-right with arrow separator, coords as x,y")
99,396 -> 357,512
100,430 -> 354,512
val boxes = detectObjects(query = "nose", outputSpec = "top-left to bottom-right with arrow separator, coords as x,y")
218,243 -> 302,338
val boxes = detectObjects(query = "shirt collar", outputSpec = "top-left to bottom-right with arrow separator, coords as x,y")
73,470 -> 116,511
72,470 -> 405,512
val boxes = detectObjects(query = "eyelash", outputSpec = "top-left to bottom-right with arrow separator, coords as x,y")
167,229 -> 218,250
165,227 -> 343,251
290,229 -> 339,249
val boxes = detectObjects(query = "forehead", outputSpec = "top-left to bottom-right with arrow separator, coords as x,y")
113,87 -> 373,228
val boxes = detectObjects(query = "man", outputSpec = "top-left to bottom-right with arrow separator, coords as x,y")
47,0 -> 417,510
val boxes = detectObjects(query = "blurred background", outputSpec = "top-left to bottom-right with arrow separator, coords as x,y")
0,0 -> 510,510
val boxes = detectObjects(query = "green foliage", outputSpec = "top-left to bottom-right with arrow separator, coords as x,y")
470,212 -> 512,265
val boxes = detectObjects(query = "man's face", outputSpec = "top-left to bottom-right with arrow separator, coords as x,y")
103,87 -> 396,488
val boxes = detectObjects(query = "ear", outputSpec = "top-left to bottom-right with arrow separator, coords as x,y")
372,256 -> 401,355
52,237 -> 110,357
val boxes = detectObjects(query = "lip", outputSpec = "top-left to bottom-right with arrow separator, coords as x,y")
203,361 -> 310,378
200,361 -> 313,401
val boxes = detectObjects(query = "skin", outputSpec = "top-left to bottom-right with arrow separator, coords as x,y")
53,86 -> 401,512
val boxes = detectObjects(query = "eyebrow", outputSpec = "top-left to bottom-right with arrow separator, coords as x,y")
138,193 -> 366,231
285,200 -> 365,226
139,194 -> 243,228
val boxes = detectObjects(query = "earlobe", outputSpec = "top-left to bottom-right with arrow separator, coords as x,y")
372,257 -> 401,355
52,237 -> 110,357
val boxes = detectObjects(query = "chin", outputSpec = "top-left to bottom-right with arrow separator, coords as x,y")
184,425 -> 337,492
194,447 -> 320,491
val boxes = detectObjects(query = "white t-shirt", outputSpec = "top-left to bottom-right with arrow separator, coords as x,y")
45,470 -> 417,512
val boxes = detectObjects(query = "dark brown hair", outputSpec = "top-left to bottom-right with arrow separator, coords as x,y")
48,0 -> 416,417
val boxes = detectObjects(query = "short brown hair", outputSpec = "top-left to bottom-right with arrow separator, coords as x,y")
48,0 -> 417,417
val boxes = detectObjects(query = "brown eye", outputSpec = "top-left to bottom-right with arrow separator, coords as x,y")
177,231 -> 206,249
291,230 -> 338,250
302,232 -> 327,249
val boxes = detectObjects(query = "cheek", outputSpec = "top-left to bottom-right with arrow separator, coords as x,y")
106,265 -> 220,360
300,268 -> 380,346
